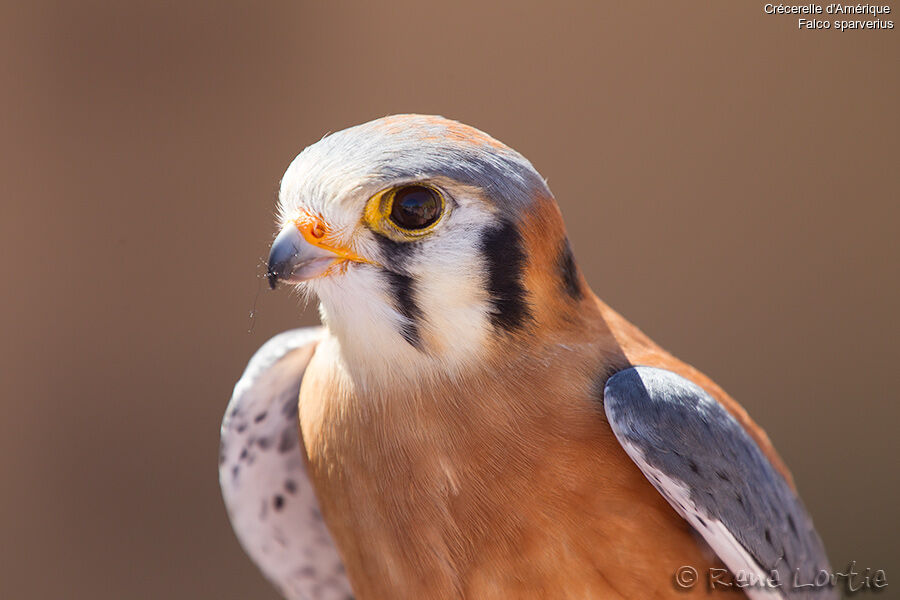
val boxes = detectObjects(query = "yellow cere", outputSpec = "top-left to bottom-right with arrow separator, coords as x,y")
291,211 -> 374,266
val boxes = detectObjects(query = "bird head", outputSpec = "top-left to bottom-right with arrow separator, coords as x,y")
268,115 -> 586,382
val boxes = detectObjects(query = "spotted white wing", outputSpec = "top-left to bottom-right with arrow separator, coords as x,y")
219,328 -> 353,600
604,367 -> 836,600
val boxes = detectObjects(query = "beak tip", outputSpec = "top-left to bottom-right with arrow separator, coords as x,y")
266,222 -> 342,287
265,269 -> 279,290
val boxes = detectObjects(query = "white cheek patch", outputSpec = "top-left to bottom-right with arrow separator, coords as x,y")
412,254 -> 491,368
312,268 -> 432,386
314,267 -> 405,346
303,196 -> 499,384
407,213 -> 493,370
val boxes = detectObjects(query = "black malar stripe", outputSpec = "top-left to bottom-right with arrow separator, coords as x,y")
384,269 -> 424,350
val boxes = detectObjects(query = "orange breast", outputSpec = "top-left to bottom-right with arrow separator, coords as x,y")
296,293 -> 768,599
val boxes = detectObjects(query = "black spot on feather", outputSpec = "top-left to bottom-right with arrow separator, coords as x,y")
787,514 -> 797,536
479,220 -> 532,332
277,427 -> 297,453
557,238 -> 582,300
281,394 -> 298,418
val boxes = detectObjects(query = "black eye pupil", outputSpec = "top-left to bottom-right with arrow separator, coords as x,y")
389,186 -> 441,230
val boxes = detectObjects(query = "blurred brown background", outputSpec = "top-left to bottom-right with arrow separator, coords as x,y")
1,1 -> 897,598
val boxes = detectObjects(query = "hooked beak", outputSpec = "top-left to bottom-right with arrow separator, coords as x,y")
266,213 -> 372,289
266,225 -> 338,289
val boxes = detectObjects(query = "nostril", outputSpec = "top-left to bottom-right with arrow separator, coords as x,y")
310,222 -> 326,239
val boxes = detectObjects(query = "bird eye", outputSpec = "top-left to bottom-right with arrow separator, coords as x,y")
388,185 -> 443,232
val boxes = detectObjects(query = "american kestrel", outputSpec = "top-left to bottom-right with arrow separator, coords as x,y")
219,115 -> 834,599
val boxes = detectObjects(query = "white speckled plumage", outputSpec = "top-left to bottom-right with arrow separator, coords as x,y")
220,328 -> 352,600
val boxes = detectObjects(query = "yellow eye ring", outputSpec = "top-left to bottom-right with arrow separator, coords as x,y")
363,184 -> 447,238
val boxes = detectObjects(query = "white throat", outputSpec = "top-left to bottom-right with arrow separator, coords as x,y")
310,264 -> 493,390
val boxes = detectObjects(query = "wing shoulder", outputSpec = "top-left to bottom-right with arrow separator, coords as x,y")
220,327 -> 353,600
603,366 -> 834,600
